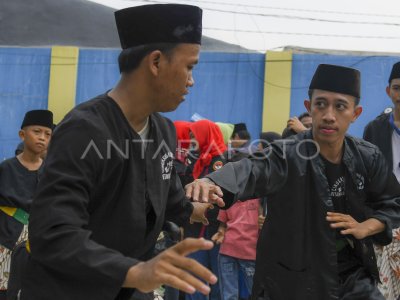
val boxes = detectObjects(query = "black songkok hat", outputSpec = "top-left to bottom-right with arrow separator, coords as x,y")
309,64 -> 361,99
21,110 -> 53,129
114,4 -> 203,49
388,62 -> 400,83
233,123 -> 247,135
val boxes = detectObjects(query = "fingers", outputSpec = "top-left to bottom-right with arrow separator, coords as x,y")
173,238 -> 214,257
340,228 -> 353,235
209,193 -> 225,207
166,246 -> 218,287
211,185 -> 224,197
185,183 -> 194,199
161,263 -> 212,295
192,182 -> 202,202
326,212 -> 353,222
330,221 -> 350,229
185,180 -> 223,203
206,203 -> 214,210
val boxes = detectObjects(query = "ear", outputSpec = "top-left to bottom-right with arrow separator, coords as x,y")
18,130 -> 25,141
304,99 -> 311,112
352,105 -> 363,122
147,50 -> 162,76
386,85 -> 390,97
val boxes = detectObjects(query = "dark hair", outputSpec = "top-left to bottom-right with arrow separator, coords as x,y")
236,130 -> 251,140
298,112 -> 311,121
118,43 -> 178,73
308,89 -> 360,106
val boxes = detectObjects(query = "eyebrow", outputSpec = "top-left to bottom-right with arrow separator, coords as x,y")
336,99 -> 350,104
313,97 -> 350,104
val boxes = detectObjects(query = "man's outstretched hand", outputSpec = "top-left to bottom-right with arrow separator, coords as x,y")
123,238 -> 217,295
326,212 -> 385,240
185,178 -> 225,207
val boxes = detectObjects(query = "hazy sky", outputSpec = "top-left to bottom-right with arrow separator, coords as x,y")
89,0 -> 400,53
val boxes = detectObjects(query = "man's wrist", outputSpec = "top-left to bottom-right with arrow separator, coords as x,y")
363,218 -> 385,236
202,177 -> 215,185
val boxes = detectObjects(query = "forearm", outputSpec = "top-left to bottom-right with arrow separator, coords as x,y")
362,218 -> 385,237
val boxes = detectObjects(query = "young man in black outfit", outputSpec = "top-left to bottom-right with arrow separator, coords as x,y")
21,4 -> 218,300
186,64 -> 400,300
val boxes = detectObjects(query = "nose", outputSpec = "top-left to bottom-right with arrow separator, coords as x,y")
322,105 -> 336,123
38,132 -> 46,141
187,74 -> 194,87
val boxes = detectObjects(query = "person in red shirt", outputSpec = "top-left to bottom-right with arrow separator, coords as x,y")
212,199 -> 260,300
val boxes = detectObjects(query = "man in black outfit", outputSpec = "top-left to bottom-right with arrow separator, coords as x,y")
186,64 -> 400,300
21,4 -> 219,300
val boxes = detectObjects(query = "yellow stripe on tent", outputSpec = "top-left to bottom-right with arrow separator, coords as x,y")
47,46 -> 79,124
262,51 -> 293,134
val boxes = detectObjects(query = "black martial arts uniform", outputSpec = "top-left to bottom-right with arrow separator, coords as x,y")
0,157 -> 39,248
206,130 -> 400,300
21,94 -> 194,300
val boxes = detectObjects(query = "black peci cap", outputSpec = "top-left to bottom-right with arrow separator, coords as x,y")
21,110 -> 53,129
309,64 -> 361,99
114,4 -> 203,49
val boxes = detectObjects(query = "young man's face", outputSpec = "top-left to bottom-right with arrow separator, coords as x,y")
304,89 -> 362,146
156,43 -> 200,112
300,116 -> 312,128
386,78 -> 400,108
230,133 -> 247,148
19,125 -> 52,155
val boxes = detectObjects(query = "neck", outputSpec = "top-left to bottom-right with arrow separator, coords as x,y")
17,150 -> 42,170
393,105 -> 400,125
108,73 -> 153,132
317,139 -> 344,164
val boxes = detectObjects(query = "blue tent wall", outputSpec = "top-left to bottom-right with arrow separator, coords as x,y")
75,50 -> 265,140
75,49 -> 120,105
164,52 -> 265,140
1,47 -> 399,160
290,54 -> 400,137
0,48 -> 51,160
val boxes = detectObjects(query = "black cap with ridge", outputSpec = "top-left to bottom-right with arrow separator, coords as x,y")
21,110 -> 53,129
388,62 -> 400,83
309,64 -> 361,99
233,123 -> 247,135
114,4 -> 203,49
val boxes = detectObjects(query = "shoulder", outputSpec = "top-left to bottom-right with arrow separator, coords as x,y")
55,94 -> 118,139
0,157 -> 18,169
365,112 -> 391,129
346,135 -> 383,164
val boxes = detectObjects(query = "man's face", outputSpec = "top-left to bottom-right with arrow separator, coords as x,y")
19,125 -> 52,155
386,78 -> 400,108
304,89 -> 362,146
300,116 -> 312,128
230,133 -> 247,149
156,43 -> 200,112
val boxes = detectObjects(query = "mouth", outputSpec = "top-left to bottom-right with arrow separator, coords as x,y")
36,143 -> 45,148
319,126 -> 338,134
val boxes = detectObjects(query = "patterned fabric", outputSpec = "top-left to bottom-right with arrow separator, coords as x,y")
375,228 -> 400,300
0,225 -> 28,290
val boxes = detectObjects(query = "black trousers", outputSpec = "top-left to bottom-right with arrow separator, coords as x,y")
338,267 -> 384,300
